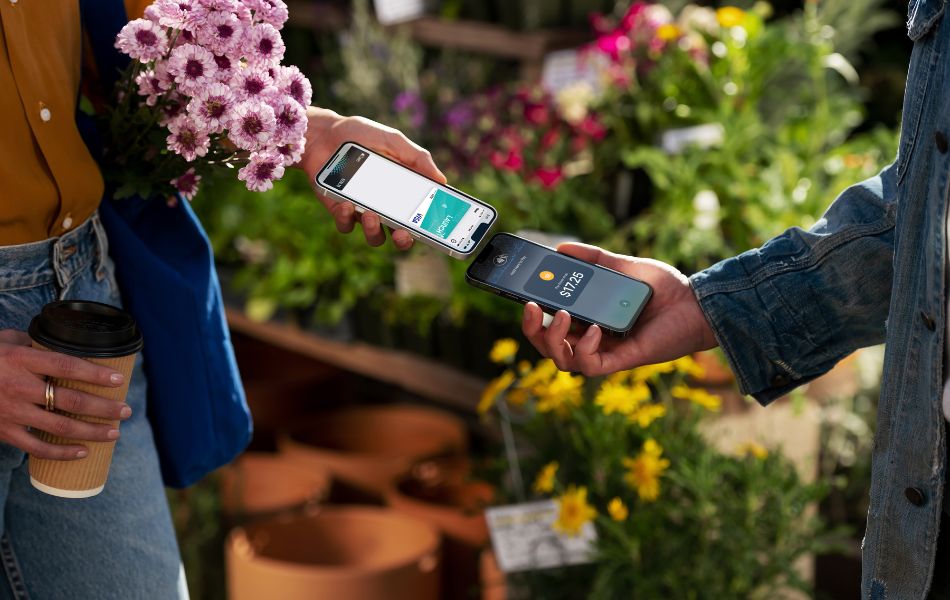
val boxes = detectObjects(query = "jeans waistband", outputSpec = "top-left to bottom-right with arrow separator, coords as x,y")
0,212 -> 107,294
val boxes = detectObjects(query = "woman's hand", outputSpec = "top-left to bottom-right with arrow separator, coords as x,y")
521,243 -> 720,376
296,107 -> 447,250
0,330 -> 132,460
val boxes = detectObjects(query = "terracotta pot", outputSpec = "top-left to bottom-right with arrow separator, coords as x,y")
226,507 -> 441,600
219,452 -> 331,522
385,458 -> 494,600
691,350 -> 736,386
278,405 -> 467,494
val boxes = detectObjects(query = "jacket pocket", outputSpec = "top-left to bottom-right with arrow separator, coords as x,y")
907,0 -> 947,40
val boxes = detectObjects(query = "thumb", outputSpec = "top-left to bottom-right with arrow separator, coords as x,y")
557,242 -> 630,272
383,131 -> 447,184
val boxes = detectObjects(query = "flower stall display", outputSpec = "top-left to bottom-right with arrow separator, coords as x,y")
478,339 -> 833,598
105,0 -> 311,200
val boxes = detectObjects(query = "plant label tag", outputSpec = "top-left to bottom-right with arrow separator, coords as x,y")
373,0 -> 426,25
541,49 -> 603,95
485,500 -> 597,573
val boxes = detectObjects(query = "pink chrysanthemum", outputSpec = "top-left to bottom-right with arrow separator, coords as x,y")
143,5 -> 162,23
135,63 -> 173,106
276,141 -> 305,166
232,65 -> 276,101
274,65 -> 312,107
158,93 -> 186,126
246,0 -> 289,29
167,43 -> 217,94
115,19 -> 169,62
187,82 -> 234,132
197,10 -> 245,53
269,96 -> 307,145
154,0 -> 195,28
238,150 -> 286,192
170,168 -> 202,200
228,100 -> 276,151
166,115 -> 211,161
244,23 -> 285,66
211,54 -> 235,83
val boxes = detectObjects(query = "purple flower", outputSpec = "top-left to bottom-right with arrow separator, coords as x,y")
187,82 -> 234,132
115,19 -> 169,62
171,168 -> 202,200
198,10 -> 245,54
232,65 -> 276,101
135,63 -> 172,106
269,95 -> 307,145
245,23 -> 285,66
166,115 -> 211,161
393,90 -> 426,129
246,0 -> 289,29
154,0 -> 195,29
212,54 -> 235,83
238,150 -> 285,192
274,65 -> 312,107
276,141 -> 304,166
167,43 -> 217,94
228,99 -> 276,150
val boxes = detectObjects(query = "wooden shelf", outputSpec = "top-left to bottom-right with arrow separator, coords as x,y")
226,307 -> 485,413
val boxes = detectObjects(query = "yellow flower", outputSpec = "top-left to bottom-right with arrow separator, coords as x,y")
629,403 -> 667,428
553,485 -> 597,536
507,387 -> 531,406
478,370 -> 515,415
716,6 -> 746,28
737,440 -> 769,460
623,439 -> 671,502
607,497 -> 629,522
489,338 -> 519,364
631,361 -> 676,383
536,371 -> 585,416
672,355 -> 706,379
595,381 -> 649,416
656,23 -> 682,41
517,360 -> 532,374
520,359 -> 559,393
533,461 -> 559,494
671,385 -> 722,412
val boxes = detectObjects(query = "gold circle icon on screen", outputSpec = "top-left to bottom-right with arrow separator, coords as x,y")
539,271 -> 555,281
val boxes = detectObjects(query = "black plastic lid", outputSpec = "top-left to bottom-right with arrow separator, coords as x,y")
28,301 -> 143,358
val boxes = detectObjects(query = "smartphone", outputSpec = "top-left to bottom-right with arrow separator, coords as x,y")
315,142 -> 497,259
466,233 -> 653,335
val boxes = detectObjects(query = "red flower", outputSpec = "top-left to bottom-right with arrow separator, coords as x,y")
491,149 -> 524,172
535,166 -> 564,189
541,128 -> 562,149
595,31 -> 632,61
578,115 -> 607,141
525,103 -> 550,125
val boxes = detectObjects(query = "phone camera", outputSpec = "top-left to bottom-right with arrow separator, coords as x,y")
619,300 -> 631,308
493,254 -> 509,266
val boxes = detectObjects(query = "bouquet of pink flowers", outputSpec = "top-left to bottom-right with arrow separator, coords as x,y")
104,0 -> 312,200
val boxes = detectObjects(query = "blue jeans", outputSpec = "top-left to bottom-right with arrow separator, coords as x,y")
0,213 -> 186,599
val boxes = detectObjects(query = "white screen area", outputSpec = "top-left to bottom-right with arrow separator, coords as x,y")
320,146 -> 494,253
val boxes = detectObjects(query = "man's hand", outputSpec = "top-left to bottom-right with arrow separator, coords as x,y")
521,243 -> 719,376
296,107 -> 447,250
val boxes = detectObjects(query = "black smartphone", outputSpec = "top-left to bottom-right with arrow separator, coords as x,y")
466,233 -> 653,335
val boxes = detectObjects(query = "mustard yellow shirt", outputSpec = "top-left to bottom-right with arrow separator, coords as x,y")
0,0 -> 147,245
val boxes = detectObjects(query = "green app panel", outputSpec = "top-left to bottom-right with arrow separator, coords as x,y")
421,190 -> 470,239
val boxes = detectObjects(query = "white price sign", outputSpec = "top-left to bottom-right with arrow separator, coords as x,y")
485,500 -> 597,573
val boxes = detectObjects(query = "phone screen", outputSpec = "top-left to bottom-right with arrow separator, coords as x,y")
317,143 -> 496,254
468,234 -> 652,332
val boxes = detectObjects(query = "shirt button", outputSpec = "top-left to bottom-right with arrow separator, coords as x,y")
771,373 -> 791,387
905,487 -> 927,507
936,131 -> 949,154
921,311 -> 936,331
62,215 -> 73,230
9,0 -> 16,5
39,107 -> 51,122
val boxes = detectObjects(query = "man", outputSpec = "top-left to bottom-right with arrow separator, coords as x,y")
0,0 -> 439,597
523,0 -> 950,597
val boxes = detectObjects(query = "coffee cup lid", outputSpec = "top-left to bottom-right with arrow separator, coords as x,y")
29,301 -> 144,358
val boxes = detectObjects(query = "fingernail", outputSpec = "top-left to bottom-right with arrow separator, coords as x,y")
119,405 -> 132,419
107,429 -> 120,440
110,373 -> 124,385
77,450 -> 88,458
584,325 -> 598,339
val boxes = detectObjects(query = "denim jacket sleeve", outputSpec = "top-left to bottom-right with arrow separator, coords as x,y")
688,163 -> 898,405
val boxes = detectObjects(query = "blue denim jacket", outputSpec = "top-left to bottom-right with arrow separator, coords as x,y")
690,1 -> 949,597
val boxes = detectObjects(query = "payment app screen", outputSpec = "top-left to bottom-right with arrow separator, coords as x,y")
319,145 -> 494,253
473,235 -> 651,331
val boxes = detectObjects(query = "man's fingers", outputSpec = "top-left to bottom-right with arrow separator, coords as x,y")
521,303 -> 550,358
361,212 -> 386,247
543,311 -> 574,371
330,201 -> 357,234
572,325 -> 607,377
391,229 -> 414,250
6,428 -> 87,461
27,408 -> 119,443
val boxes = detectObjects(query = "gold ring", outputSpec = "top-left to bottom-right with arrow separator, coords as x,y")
44,378 -> 55,412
